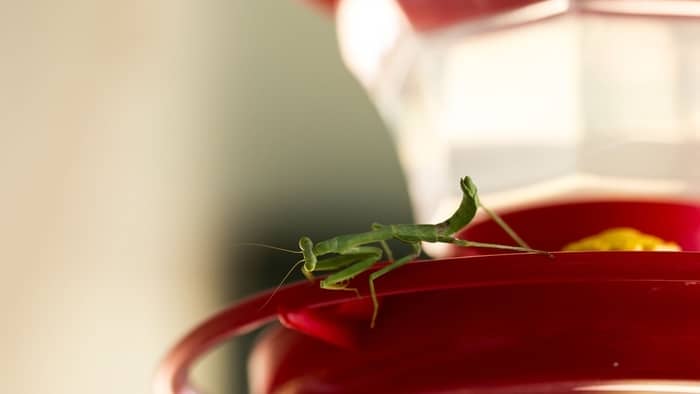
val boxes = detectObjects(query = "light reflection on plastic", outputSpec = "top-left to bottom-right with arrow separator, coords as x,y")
576,382 -> 700,393
486,0 -> 570,27
438,15 -> 580,145
336,0 -> 403,88
582,0 -> 700,16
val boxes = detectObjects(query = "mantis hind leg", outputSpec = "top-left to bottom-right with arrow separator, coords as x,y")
449,237 -> 552,257
478,202 -> 531,249
368,241 -> 422,328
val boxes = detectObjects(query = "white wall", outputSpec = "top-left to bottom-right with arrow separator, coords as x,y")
0,1 -> 233,393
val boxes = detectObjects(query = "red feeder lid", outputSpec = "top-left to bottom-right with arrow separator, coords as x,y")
305,0 -> 551,31
154,200 -> 700,394
303,0 -> 339,14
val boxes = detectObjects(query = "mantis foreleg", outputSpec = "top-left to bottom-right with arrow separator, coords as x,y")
303,253 -> 367,283
313,254 -> 368,272
318,246 -> 383,298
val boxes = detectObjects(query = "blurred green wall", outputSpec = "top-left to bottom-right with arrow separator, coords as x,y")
227,2 -> 412,393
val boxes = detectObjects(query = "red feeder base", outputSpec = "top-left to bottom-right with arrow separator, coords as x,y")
155,199 -> 700,394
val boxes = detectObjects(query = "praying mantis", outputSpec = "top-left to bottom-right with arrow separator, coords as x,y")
292,176 -> 546,328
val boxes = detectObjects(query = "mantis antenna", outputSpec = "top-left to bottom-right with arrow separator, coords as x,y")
235,242 -> 303,254
258,259 -> 306,312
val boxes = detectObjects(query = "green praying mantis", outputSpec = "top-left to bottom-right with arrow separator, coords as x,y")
263,176 -> 547,328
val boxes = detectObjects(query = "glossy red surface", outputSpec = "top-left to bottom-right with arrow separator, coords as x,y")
455,199 -> 700,256
155,200 -> 700,394
256,281 -> 700,390
306,0 -> 700,32
395,0 -> 545,31
303,0 -> 338,14
306,0 -> 550,31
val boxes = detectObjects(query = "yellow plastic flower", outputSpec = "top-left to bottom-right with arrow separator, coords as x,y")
563,227 -> 680,251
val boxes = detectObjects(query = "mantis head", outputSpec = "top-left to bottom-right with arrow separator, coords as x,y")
299,236 -> 317,272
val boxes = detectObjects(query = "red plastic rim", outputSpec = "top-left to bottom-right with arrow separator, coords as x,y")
306,0 -> 700,31
154,252 -> 700,393
454,198 -> 700,256
154,199 -> 700,393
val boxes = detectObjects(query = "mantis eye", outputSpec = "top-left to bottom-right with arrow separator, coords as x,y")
299,236 -> 317,271
299,236 -> 313,252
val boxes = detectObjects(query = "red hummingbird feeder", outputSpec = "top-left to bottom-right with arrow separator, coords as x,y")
156,1 -> 700,393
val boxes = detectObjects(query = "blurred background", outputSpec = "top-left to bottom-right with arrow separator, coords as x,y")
0,1 -> 410,394
6,0 -> 700,393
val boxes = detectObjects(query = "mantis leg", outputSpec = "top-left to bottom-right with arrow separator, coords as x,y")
319,246 -> 383,299
321,279 -> 362,298
451,238 -> 551,256
372,223 -> 394,262
305,253 -> 366,286
368,242 -> 422,328
478,202 -> 531,249
306,250 -> 380,281
314,254 -> 367,272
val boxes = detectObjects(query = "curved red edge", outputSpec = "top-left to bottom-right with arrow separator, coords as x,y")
153,251 -> 700,394
303,0 -> 338,14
